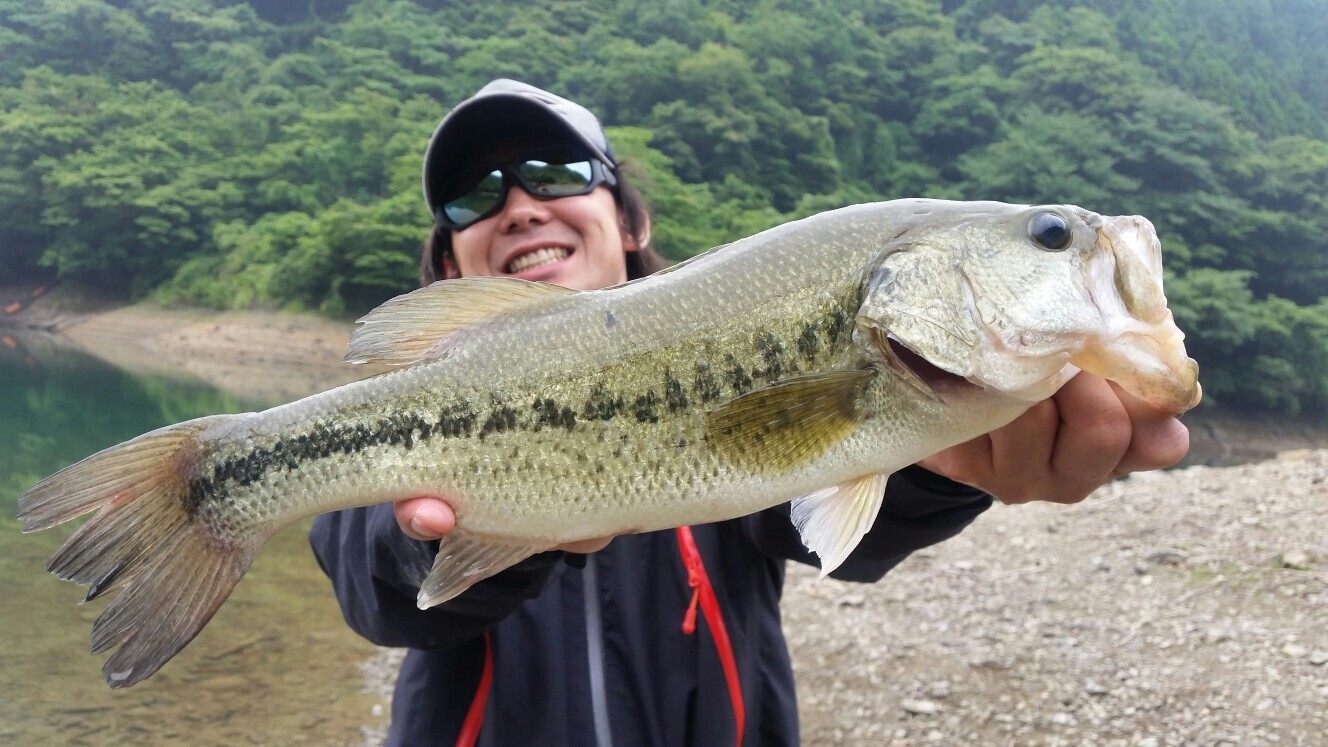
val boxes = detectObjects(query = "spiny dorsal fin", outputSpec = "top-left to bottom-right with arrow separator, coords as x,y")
345,277 -> 576,366
790,473 -> 889,576
705,369 -> 873,474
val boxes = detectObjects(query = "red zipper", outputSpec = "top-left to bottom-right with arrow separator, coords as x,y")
455,631 -> 494,747
676,526 -> 746,747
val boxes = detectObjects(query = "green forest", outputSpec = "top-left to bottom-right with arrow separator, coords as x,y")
2,0 -> 1326,416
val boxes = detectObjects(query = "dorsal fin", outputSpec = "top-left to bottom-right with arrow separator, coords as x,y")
344,277 -> 576,366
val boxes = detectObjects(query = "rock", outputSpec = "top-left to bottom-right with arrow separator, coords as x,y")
1280,550 -> 1312,569
929,681 -> 952,699
1281,643 -> 1308,659
1085,679 -> 1109,696
1277,449 -> 1313,462
196,675 -> 250,690
902,699 -> 941,715
1309,650 -> 1328,666
1051,712 -> 1077,726
1147,548 -> 1187,566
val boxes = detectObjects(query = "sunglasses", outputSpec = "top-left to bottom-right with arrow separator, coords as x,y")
436,157 -> 617,230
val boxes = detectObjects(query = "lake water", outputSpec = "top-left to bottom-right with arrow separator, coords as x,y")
0,334 -> 386,746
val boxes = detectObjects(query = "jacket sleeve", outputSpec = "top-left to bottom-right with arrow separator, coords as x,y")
740,465 -> 993,582
309,504 -> 565,649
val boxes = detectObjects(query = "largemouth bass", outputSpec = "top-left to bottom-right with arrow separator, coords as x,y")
18,199 -> 1200,688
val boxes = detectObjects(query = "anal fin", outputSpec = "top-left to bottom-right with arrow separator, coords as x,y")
790,473 -> 889,577
417,534 -> 548,609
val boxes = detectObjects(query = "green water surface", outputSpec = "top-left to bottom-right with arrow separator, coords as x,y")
0,336 -> 385,746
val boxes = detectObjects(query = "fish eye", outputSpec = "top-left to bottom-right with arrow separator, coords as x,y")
1028,212 -> 1072,251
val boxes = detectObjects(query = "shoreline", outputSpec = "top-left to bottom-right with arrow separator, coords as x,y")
13,288 -> 1326,462
8,292 -> 387,405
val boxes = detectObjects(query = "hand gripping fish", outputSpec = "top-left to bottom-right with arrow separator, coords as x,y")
18,200 -> 1200,687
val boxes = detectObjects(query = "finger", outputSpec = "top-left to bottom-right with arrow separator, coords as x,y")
917,434 -> 994,490
1049,374 -> 1133,493
1111,382 -> 1191,473
557,537 -> 615,554
394,496 -> 457,540
986,397 -> 1059,503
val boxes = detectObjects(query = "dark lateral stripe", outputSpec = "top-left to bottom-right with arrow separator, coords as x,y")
185,296 -> 862,513
185,404 -> 475,514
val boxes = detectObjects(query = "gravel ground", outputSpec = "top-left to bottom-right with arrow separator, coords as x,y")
785,450 -> 1328,747
354,451 -> 1327,747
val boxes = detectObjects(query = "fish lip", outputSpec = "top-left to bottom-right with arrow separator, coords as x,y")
1074,213 -> 1202,414
499,242 -> 575,275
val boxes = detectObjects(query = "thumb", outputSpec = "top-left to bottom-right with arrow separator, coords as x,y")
395,496 -> 458,540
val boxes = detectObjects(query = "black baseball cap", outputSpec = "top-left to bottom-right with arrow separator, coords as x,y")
422,79 -> 618,218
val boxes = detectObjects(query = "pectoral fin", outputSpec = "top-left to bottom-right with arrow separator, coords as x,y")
705,369 -> 873,474
346,277 -> 575,366
417,534 -> 550,609
790,473 -> 890,576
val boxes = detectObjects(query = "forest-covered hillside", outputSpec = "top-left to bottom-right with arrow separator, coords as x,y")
2,0 -> 1326,415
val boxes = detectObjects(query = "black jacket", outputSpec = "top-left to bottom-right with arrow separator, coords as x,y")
310,466 -> 990,746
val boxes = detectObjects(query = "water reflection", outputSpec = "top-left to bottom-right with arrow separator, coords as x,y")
0,334 -> 385,746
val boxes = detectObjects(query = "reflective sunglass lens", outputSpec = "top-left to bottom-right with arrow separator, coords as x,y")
438,159 -> 604,229
517,160 -> 594,196
443,170 -> 504,227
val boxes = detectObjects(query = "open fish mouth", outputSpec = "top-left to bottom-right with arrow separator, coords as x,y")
858,322 -> 976,399
885,336 -> 974,394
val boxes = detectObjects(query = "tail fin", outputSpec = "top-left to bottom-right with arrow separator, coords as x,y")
17,415 -> 256,688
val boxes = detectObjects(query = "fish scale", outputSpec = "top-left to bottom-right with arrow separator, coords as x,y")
189,280 -> 866,543
17,199 -> 1200,688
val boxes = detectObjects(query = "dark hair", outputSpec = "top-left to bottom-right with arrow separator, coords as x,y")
418,164 -> 664,286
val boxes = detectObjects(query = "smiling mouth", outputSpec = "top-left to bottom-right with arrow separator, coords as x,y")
507,247 -> 571,274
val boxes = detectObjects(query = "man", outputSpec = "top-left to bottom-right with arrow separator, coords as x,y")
312,79 -> 1189,746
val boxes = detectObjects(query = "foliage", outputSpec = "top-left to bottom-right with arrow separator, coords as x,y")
1,0 -> 1326,416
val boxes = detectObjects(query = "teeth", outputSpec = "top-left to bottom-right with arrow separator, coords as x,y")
507,247 -> 570,274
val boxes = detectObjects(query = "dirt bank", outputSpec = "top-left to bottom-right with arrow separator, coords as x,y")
8,292 -> 386,405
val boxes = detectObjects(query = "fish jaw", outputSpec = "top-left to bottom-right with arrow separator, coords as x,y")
855,204 -> 1200,413
1071,214 -> 1201,414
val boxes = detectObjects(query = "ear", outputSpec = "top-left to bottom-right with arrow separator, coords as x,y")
441,254 -> 462,280
622,213 -> 652,253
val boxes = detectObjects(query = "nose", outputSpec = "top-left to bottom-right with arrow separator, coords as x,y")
497,187 -> 551,233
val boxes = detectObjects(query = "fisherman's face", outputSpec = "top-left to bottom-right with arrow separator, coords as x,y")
448,173 -> 636,291
451,184 -> 632,289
